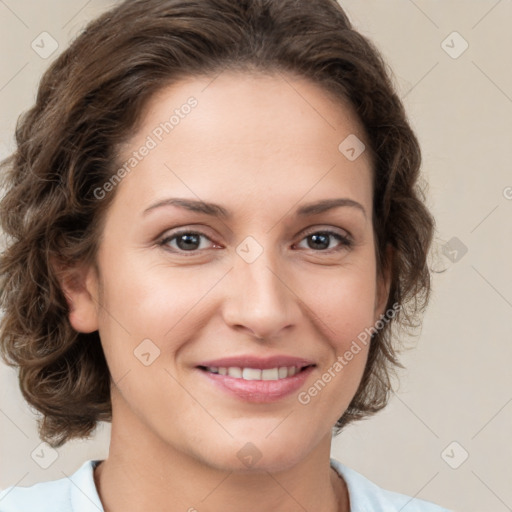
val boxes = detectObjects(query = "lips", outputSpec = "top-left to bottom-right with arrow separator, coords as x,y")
196,355 -> 316,402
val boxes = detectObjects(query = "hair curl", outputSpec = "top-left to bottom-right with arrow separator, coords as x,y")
0,0 -> 434,447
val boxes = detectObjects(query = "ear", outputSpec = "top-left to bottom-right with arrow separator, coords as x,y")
53,258 -> 100,333
374,244 -> 393,321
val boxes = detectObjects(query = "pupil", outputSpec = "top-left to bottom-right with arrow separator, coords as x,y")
309,233 -> 329,250
177,233 -> 199,250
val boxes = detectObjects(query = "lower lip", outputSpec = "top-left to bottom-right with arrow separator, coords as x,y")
198,366 -> 315,403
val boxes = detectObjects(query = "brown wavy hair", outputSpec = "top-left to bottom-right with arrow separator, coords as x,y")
0,0 -> 434,447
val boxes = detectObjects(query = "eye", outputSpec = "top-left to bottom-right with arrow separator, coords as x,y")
158,230 -> 216,253
157,228 -> 353,255
296,229 -> 352,252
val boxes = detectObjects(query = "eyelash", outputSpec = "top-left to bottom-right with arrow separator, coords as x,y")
157,228 -> 353,256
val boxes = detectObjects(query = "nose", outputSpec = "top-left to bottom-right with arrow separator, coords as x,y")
221,248 -> 302,341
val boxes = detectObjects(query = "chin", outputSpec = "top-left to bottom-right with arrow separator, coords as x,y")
191,425 -> 323,474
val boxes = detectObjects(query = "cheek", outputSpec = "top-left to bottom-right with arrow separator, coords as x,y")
302,261 -> 378,345
94,257 -> 206,418
95,254 -> 225,363
292,269 -> 375,426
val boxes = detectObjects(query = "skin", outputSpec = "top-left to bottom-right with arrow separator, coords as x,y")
64,70 -> 391,512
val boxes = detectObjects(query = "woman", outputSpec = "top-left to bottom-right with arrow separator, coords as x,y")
0,0 -> 452,510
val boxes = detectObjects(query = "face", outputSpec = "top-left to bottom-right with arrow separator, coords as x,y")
69,71 -> 390,473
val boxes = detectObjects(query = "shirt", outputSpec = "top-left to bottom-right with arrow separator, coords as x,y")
0,458 -> 453,511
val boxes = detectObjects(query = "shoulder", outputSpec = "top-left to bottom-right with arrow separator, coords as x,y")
330,458 -> 454,512
0,460 -> 103,512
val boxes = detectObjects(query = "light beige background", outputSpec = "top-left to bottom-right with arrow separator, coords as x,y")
1,1 -> 511,511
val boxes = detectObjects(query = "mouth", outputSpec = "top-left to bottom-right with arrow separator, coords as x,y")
195,356 -> 316,403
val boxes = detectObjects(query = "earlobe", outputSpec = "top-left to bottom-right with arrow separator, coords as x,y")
53,259 -> 100,334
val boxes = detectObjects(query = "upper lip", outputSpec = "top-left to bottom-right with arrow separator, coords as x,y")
197,355 -> 316,370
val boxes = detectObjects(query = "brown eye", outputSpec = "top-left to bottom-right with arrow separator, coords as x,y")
297,230 -> 352,252
159,230 -> 214,253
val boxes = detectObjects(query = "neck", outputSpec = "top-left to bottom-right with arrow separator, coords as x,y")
94,396 -> 350,512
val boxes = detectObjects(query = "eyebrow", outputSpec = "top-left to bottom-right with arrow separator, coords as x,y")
143,197 -> 366,219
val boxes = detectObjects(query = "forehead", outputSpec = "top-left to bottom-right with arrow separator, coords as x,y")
139,70 -> 367,148
112,71 -> 373,216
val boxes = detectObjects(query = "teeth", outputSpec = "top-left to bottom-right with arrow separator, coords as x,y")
206,366 -> 304,380
242,368 -> 261,380
278,367 -> 288,379
227,367 -> 242,378
261,368 -> 279,381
